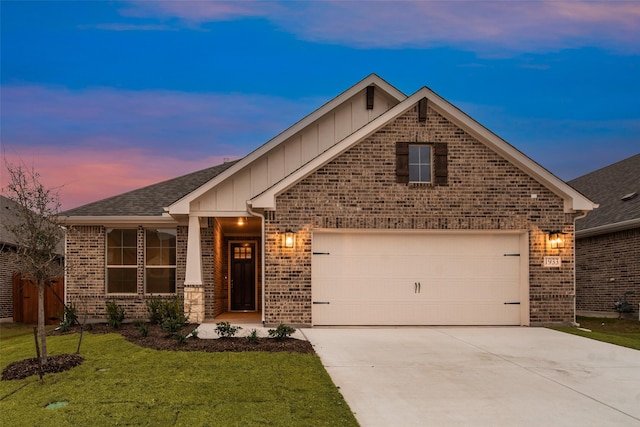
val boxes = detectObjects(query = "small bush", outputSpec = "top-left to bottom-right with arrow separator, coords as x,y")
268,324 -> 296,340
246,329 -> 259,344
190,329 -> 199,339
215,322 -> 242,338
176,333 -> 187,344
59,303 -> 78,332
136,322 -> 149,337
106,301 -> 125,329
145,296 -> 188,335
146,297 -> 163,325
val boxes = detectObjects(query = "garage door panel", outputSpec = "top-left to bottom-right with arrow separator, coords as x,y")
312,231 -> 526,326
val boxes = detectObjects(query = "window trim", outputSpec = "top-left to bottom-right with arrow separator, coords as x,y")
105,228 -> 138,295
408,143 -> 433,184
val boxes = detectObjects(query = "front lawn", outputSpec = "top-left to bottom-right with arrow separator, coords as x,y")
0,327 -> 358,426
551,316 -> 640,350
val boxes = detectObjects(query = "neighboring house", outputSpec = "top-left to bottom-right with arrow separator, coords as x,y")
61,75 -> 596,326
569,154 -> 640,316
1,195 -> 65,321
0,195 -> 23,320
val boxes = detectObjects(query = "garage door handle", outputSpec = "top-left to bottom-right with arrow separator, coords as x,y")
313,301 -> 330,304
504,302 -> 521,305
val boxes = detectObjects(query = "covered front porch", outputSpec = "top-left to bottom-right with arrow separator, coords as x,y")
182,214 -> 264,323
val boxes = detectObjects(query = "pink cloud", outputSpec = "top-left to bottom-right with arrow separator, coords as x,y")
1,146 -> 237,211
1,85 -> 317,211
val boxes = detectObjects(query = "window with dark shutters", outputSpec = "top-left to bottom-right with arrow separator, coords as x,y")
396,142 -> 409,183
396,142 -> 448,185
433,142 -> 448,185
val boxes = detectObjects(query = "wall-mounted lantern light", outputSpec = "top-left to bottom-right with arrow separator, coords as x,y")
283,229 -> 295,249
547,231 -> 566,249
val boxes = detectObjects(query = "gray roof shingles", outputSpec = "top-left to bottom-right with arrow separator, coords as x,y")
569,154 -> 640,231
61,160 -> 240,217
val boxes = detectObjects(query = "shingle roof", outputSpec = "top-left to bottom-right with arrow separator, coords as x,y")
569,154 -> 640,231
61,160 -> 240,217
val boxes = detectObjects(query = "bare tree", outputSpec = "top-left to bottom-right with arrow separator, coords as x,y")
2,161 -> 64,363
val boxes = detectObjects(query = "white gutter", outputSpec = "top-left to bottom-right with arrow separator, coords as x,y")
576,217 -> 640,238
60,216 -> 178,226
246,201 -> 266,325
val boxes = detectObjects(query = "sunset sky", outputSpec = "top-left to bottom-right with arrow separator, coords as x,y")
1,1 -> 639,210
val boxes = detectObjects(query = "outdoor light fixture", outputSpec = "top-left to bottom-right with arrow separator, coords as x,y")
237,217 -> 246,226
547,231 -> 565,249
283,229 -> 295,249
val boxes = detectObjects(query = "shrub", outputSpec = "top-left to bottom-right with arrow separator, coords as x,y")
145,296 -> 188,335
106,301 -> 125,329
215,322 -> 242,338
136,322 -> 149,337
176,333 -> 187,344
268,324 -> 296,340
190,329 -> 199,339
246,329 -> 259,344
146,297 -> 163,325
59,303 -> 78,332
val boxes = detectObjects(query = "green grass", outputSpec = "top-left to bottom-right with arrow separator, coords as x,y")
552,316 -> 640,351
0,323 -> 56,341
0,327 -> 358,426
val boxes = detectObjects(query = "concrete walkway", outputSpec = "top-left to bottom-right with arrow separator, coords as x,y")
303,327 -> 640,427
195,322 -> 307,340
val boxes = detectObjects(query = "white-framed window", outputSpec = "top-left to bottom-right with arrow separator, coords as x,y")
106,229 -> 137,294
409,144 -> 432,183
145,229 -> 176,294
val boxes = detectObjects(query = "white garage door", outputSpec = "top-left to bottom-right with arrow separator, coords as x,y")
312,231 -> 528,326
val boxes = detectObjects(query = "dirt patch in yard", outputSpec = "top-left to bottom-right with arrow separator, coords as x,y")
2,323 -> 314,381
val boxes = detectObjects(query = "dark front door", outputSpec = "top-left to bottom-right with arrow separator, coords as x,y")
230,242 -> 256,311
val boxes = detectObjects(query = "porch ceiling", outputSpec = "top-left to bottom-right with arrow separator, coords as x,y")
216,216 -> 261,236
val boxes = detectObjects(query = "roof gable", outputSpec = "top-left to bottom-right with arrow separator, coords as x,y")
168,74 -> 406,215
250,85 -> 596,214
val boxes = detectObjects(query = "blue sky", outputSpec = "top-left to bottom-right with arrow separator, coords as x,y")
1,1 -> 639,209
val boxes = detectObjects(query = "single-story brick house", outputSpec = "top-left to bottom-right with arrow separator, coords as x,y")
61,75 -> 597,326
569,154 -> 640,316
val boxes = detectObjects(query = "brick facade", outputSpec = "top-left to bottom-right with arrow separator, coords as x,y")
66,225 -> 188,321
0,246 -> 20,319
264,105 -> 576,326
64,103 -> 579,326
576,227 -> 640,314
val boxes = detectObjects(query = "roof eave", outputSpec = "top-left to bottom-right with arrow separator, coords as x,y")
59,215 -> 179,227
576,218 -> 640,238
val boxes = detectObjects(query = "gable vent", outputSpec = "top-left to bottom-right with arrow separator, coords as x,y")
621,192 -> 638,201
366,86 -> 375,110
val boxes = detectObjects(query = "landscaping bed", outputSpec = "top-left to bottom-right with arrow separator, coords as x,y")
2,322 -> 314,381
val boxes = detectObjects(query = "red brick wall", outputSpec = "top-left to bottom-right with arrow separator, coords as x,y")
265,104 -> 575,326
576,227 -> 640,313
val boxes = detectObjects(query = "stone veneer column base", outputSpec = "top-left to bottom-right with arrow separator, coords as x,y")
184,285 -> 205,323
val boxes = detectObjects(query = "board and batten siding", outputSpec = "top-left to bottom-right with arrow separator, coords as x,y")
190,89 -> 398,214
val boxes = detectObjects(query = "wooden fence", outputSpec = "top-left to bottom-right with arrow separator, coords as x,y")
12,273 -> 64,325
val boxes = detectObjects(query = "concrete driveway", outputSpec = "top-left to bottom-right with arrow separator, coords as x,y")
302,327 -> 640,427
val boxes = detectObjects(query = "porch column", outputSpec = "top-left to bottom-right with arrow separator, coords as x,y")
184,215 -> 204,323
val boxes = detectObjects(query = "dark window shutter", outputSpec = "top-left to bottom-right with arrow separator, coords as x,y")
433,143 -> 448,185
396,142 -> 409,183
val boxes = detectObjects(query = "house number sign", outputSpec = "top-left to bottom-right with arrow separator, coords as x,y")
543,256 -> 562,268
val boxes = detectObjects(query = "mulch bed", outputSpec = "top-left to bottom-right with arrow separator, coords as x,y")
2,323 -> 314,381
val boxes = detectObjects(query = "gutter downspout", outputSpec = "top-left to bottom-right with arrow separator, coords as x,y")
572,210 -> 590,326
247,201 -> 266,325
